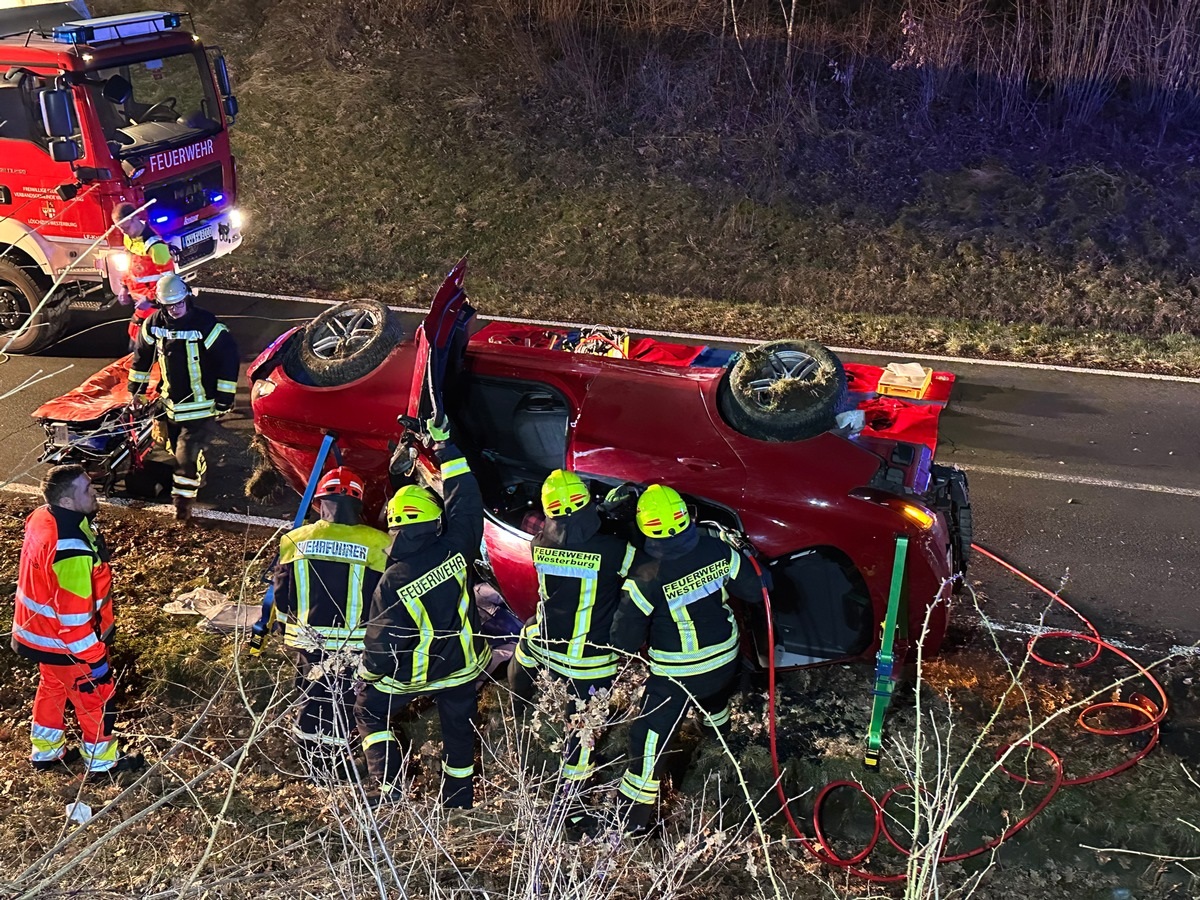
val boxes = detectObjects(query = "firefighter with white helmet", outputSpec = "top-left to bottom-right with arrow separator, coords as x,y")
126,273 -> 239,520
355,416 -> 489,808
272,466 -> 390,780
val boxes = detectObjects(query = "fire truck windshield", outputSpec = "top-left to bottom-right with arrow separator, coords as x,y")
82,49 -> 221,157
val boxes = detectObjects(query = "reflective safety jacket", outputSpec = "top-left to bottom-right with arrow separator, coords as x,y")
273,519 -> 391,652
612,530 -> 762,679
121,232 -> 174,303
360,446 -> 490,694
517,506 -> 634,681
12,506 -> 113,666
129,305 -> 239,422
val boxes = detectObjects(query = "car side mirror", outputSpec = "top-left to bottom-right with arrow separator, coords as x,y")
49,139 -> 81,164
39,89 -> 75,137
213,53 -> 233,96
212,54 -> 238,126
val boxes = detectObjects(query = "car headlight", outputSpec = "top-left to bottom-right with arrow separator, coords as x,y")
229,209 -> 244,230
251,378 -> 275,402
849,488 -> 937,530
893,501 -> 935,529
108,251 -> 130,273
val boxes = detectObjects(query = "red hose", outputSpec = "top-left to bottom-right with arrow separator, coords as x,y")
757,543 -> 1169,881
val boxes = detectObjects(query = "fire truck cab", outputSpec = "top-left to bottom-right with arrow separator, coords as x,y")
0,1 -> 242,353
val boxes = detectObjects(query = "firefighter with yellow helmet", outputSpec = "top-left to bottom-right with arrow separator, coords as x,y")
509,470 -> 635,808
354,417 -> 489,808
610,483 -> 763,835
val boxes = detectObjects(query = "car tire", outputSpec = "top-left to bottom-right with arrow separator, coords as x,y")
948,469 -> 972,588
0,260 -> 69,355
286,299 -> 403,387
718,339 -> 848,442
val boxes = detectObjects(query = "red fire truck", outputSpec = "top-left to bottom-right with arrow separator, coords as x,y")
0,1 -> 242,353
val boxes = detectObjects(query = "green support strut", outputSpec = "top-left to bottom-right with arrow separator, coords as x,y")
864,534 -> 909,768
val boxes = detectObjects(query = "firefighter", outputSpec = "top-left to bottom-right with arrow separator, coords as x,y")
610,484 -> 763,834
272,466 -> 390,781
12,465 -> 146,778
112,202 -> 175,347
355,417 -> 490,809
127,274 -> 239,521
509,469 -> 634,794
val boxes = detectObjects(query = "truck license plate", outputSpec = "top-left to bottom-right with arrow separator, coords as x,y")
182,226 -> 212,248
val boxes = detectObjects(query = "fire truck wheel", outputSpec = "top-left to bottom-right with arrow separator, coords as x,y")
0,260 -> 68,355
717,339 -> 848,441
288,299 -> 403,387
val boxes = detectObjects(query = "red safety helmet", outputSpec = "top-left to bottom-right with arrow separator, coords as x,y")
314,466 -> 365,502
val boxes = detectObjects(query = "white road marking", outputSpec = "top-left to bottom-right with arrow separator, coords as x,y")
962,464 -> 1200,499
206,286 -> 1200,384
976,614 -> 1200,660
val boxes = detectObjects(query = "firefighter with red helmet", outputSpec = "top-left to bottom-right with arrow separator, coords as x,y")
12,465 -> 145,779
272,466 -> 390,780
610,484 -> 763,835
112,202 -> 175,347
355,417 -> 489,808
509,469 -> 634,801
127,274 -> 239,520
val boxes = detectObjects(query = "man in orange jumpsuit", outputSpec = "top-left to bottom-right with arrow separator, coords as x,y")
12,465 -> 145,777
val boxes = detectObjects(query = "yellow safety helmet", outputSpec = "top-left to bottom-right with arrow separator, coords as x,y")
386,485 -> 442,528
541,469 -> 591,518
636,484 -> 691,538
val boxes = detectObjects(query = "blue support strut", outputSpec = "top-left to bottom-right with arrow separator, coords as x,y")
248,432 -> 338,655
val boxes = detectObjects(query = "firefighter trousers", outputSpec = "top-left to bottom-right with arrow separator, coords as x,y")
618,661 -> 738,827
31,660 -> 119,772
294,650 -> 358,776
355,679 -> 478,808
509,656 -> 613,785
166,418 -> 216,501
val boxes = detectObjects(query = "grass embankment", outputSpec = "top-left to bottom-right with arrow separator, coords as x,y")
94,0 -> 1200,374
1,498 -> 1198,898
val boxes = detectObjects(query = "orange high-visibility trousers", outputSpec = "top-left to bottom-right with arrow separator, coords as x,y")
31,660 -> 119,771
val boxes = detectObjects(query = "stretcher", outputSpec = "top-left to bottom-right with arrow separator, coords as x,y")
31,354 -> 165,494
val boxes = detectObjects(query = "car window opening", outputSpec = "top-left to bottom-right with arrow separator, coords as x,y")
750,547 -> 873,667
451,376 -> 569,531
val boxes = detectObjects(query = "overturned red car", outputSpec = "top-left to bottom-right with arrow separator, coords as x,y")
248,259 -> 972,670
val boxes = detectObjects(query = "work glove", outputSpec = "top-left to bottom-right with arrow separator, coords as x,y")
128,391 -> 148,411
76,659 -> 113,694
598,482 -> 640,521
426,413 -> 451,444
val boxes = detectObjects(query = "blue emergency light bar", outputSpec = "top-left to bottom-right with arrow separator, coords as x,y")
52,12 -> 182,46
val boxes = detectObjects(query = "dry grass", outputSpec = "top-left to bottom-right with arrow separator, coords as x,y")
76,0 -> 1200,374
3,500 -> 1200,898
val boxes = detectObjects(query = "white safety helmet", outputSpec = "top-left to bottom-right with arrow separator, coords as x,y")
156,273 -> 191,306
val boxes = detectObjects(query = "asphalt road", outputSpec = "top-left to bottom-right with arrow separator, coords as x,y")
2,289 -> 1198,652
